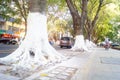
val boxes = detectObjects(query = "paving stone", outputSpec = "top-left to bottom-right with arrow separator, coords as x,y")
48,73 -> 56,77
55,68 -> 64,72
49,77 -> 62,80
51,71 -> 60,74
35,66 -> 78,80
56,74 -> 68,80
57,66 -> 66,70
65,69 -> 74,73
66,68 -> 77,72
38,77 -> 50,80
61,72 -> 70,76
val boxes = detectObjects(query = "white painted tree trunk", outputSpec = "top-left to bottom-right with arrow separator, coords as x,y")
71,35 -> 88,51
0,12 -> 64,71
85,39 -> 96,49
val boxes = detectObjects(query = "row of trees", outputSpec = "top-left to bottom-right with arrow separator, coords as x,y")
1,0 -> 120,43
47,0 -> 120,51
64,0 -> 120,43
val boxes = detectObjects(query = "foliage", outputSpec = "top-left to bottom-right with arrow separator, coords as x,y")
108,15 -> 120,43
12,0 -> 28,22
1,0 -> 120,42
0,0 -> 28,24
0,0 -> 15,20
47,0 -> 73,40
87,0 -> 120,43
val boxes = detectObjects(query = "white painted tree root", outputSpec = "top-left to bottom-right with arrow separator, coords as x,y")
71,35 -> 88,51
85,39 -> 96,49
0,12 -> 65,72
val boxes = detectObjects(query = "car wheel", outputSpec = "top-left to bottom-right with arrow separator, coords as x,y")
67,46 -> 71,48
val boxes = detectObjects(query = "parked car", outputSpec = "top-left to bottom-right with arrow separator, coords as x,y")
0,38 -> 18,45
59,37 -> 74,48
111,43 -> 119,47
0,33 -> 19,45
0,38 -> 11,44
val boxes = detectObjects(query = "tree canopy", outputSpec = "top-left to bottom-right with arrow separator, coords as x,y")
0,0 -> 120,43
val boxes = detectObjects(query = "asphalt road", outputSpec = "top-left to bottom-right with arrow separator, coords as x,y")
0,44 -> 18,57
0,44 -> 70,58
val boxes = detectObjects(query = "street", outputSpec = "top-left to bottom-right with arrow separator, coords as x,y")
0,44 -> 70,58
0,44 -> 18,57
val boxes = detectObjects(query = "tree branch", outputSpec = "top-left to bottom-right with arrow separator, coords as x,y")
65,0 -> 79,15
13,0 -> 26,21
92,0 -> 103,29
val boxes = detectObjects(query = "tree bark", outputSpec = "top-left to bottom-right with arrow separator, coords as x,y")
66,0 -> 89,51
85,0 -> 103,41
80,0 -> 88,35
28,0 -> 46,14
65,0 -> 81,36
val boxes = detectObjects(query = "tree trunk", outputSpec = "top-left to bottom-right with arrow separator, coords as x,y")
65,0 -> 81,36
0,0 -> 64,76
66,0 -> 89,51
86,0 -> 103,41
85,20 -> 92,41
73,14 -> 81,36
80,0 -> 88,35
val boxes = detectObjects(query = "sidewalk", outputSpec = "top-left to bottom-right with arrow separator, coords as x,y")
72,47 -> 120,80
0,47 -> 92,80
0,47 -> 119,80
24,49 -> 92,80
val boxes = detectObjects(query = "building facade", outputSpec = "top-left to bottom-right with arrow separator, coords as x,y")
0,16 -> 25,38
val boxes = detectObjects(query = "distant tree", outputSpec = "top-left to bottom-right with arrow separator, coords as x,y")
85,0 -> 104,40
65,0 -> 90,51
92,0 -> 120,43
